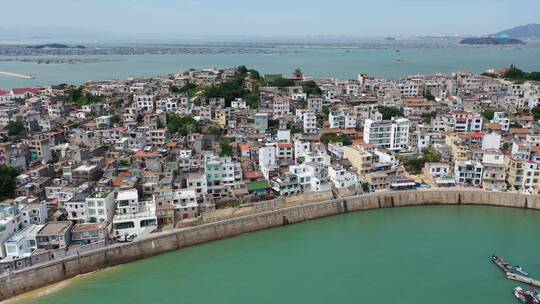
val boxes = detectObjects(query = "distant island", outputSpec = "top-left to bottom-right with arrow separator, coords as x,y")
460,37 -> 525,45
26,43 -> 86,49
492,23 -> 540,38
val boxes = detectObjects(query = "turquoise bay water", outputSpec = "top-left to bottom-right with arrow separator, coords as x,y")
25,206 -> 540,304
2,47 -> 540,89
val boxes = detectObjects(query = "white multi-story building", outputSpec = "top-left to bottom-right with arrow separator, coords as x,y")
273,98 -> 290,118
452,111 -> 483,133
113,198 -> 157,239
302,111 -> 317,134
363,118 -> 410,151
85,191 -> 115,224
328,165 -> 359,189
491,112 -> 510,132
329,110 -> 357,129
259,145 -> 277,169
2,224 -> 43,260
115,189 -> 139,215
454,160 -> 483,186
186,173 -> 208,200
134,95 -> 156,112
482,152 -> 506,191
0,205 -> 23,258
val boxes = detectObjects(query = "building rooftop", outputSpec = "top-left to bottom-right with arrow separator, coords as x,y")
247,180 -> 271,191
90,191 -> 111,199
38,221 -> 73,236
6,224 -> 44,243
116,189 -> 138,201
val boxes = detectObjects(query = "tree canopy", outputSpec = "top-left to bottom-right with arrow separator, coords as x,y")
204,66 -> 261,104
66,86 -> 104,106
269,77 -> 296,87
301,81 -> 322,96
220,139 -> 233,157
482,109 -> 495,121
0,166 -> 19,201
7,121 -> 25,136
503,66 -> 540,82
166,114 -> 201,136
421,111 -> 437,124
377,106 -> 403,120
424,91 -> 436,101
531,106 -> 540,121
403,145 -> 441,175
320,133 -> 352,145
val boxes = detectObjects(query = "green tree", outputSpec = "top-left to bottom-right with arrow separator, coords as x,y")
377,106 -> 403,120
118,159 -> 130,167
532,106 -> 540,121
482,109 -> 495,121
270,77 -> 296,87
203,67 -> 258,102
287,121 -> 303,134
178,82 -> 198,95
220,140 -> 233,157
0,166 -> 19,200
422,145 -> 441,163
208,127 -> 221,136
166,114 -> 201,136
322,106 -> 330,115
110,115 -> 120,124
424,91 -> 436,101
6,121 -> 25,136
361,182 -> 371,193
320,134 -> 352,145
421,111 -> 437,124
66,86 -> 104,106
301,81 -> 322,96
404,158 -> 425,175
245,91 -> 259,109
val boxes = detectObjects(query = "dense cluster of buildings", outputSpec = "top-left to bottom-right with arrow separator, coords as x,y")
1,66 -> 540,273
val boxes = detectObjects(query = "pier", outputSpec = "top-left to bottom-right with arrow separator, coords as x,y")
0,71 -> 34,79
492,255 -> 540,287
506,272 -> 540,287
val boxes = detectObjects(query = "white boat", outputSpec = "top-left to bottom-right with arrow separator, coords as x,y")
516,266 -> 529,276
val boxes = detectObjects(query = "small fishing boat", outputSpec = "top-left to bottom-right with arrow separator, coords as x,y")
516,266 -> 530,276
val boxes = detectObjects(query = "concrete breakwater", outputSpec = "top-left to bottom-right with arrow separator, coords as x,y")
1,189 -> 540,301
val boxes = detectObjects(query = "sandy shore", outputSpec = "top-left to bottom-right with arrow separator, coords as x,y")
1,265 -> 121,304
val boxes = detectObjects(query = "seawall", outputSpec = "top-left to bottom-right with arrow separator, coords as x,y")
1,189 -> 539,301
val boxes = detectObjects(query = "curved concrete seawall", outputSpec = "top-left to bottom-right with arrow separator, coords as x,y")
1,189 -> 540,300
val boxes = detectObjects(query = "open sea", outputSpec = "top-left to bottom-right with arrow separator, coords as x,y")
1,46 -> 540,89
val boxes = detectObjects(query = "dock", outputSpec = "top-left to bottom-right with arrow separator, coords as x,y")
491,255 -> 514,272
0,71 -> 34,79
506,272 -> 540,287
492,255 -> 540,287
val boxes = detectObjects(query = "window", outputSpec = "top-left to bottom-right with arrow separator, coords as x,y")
140,219 -> 157,227
114,222 -> 135,230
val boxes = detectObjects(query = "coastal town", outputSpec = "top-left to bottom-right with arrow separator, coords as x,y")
1,64 -> 540,275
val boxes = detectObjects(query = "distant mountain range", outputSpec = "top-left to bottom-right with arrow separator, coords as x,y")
492,23 -> 540,38
461,37 -> 525,45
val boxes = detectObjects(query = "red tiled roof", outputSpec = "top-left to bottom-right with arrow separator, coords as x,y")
134,150 -> 159,158
277,143 -> 293,149
243,171 -> 263,179
12,88 -> 40,95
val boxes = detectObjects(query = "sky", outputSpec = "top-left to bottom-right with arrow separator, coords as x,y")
2,0 -> 539,39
